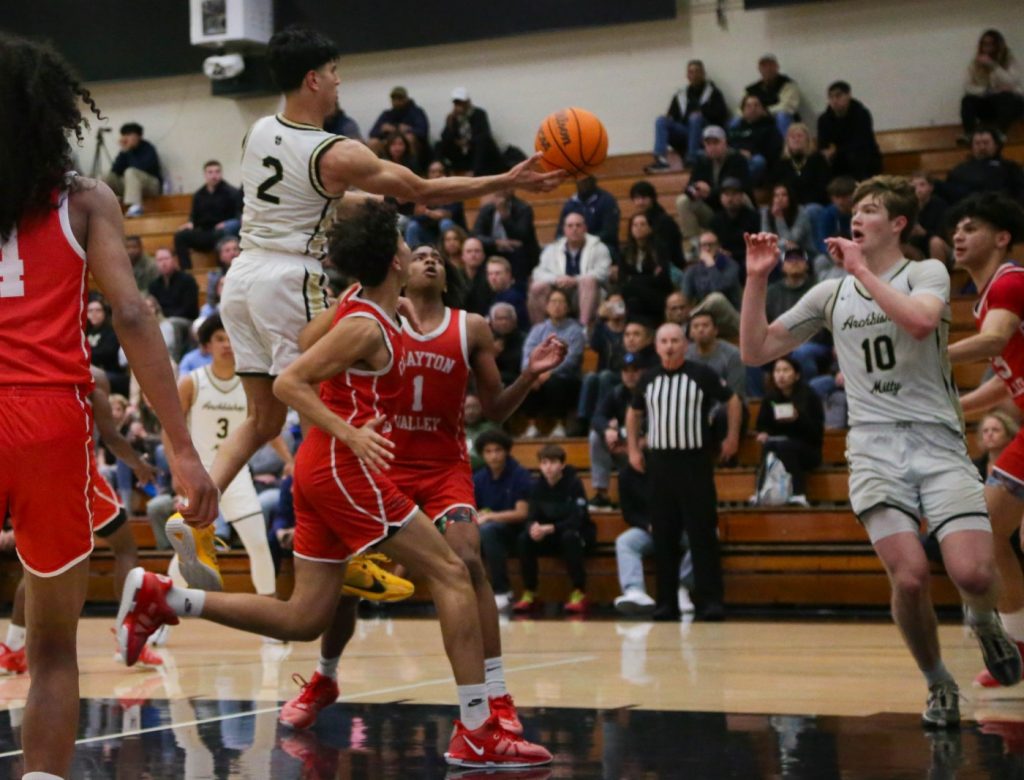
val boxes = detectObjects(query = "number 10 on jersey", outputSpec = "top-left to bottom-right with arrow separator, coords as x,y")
0,231 -> 26,299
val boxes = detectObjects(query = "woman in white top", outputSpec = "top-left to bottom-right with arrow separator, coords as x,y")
962,28 -> 1024,135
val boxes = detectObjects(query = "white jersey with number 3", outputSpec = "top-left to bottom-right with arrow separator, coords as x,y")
778,258 -> 963,433
239,114 -> 346,260
188,366 -> 249,470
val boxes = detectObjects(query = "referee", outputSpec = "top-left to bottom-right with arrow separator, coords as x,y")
627,323 -> 742,621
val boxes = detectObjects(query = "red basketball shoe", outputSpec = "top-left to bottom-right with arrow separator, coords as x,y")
116,567 -> 179,667
489,693 -> 523,735
279,672 -> 339,730
0,643 -> 27,675
445,712 -> 551,768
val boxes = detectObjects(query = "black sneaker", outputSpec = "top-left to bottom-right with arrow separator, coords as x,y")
974,615 -> 1024,686
922,679 -> 960,730
652,605 -> 681,622
587,494 -> 616,512
644,158 -> 671,173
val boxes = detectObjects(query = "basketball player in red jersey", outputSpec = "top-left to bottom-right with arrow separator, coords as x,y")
0,35 -> 218,779
280,245 -> 567,737
117,201 -> 553,769
948,193 -> 1024,687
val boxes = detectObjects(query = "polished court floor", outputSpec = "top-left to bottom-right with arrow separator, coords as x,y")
1,615 -> 1023,777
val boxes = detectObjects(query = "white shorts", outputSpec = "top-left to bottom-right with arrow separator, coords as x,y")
219,249 -> 329,376
220,467 -> 263,524
846,423 -> 990,543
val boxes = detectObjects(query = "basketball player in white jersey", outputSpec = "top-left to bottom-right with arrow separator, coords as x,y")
167,28 -> 565,573
165,314 -> 276,598
740,175 -> 1021,729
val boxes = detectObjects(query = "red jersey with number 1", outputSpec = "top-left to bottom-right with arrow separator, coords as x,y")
0,191 -> 92,387
392,307 -> 471,463
974,263 -> 1024,412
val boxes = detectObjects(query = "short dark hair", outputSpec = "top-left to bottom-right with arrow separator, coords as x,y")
629,180 -> 657,201
326,200 -> 400,287
203,159 -> 221,169
198,313 -> 225,346
827,176 -> 857,198
120,122 -> 143,136
946,193 -> 1024,247
268,26 -> 341,93
687,59 -> 705,70
971,125 -> 1004,149
537,444 -> 566,463
827,80 -> 851,95
475,428 -> 513,454
689,310 -> 717,328
124,234 -> 141,244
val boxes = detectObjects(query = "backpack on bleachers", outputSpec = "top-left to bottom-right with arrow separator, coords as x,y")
753,452 -> 792,506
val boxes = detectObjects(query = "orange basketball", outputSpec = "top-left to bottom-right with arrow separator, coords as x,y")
534,107 -> 608,176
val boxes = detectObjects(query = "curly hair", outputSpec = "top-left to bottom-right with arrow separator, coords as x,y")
326,200 -> 400,287
946,192 -> 1024,247
0,34 -> 103,242
268,26 -> 340,93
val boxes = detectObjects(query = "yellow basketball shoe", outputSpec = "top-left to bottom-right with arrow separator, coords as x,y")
166,512 -> 226,592
342,554 -> 414,602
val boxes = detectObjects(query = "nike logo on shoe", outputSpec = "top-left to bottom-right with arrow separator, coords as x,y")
463,737 -> 486,756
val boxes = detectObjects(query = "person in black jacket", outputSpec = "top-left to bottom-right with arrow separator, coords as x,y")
438,88 -> 505,176
648,59 -> 729,171
556,176 -> 622,260
514,445 -> 596,614
909,172 -> 951,264
617,212 -> 674,324
816,81 -> 882,182
86,296 -> 128,395
104,121 -> 162,216
172,161 -> 243,270
755,356 -> 824,505
769,123 -> 832,208
943,128 -> 1024,204
147,247 -> 199,322
728,94 -> 783,185
629,180 -> 685,272
676,126 -> 752,245
473,191 -> 541,288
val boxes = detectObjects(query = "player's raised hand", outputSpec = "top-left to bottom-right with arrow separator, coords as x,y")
346,416 -> 396,473
743,232 -> 780,280
507,153 -> 569,193
173,450 -> 219,528
526,335 -> 568,376
825,237 -> 866,276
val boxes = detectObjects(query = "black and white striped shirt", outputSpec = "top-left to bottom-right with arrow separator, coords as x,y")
631,362 -> 733,452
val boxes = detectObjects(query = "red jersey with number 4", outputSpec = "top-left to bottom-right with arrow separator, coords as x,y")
392,307 -> 471,463
974,262 -> 1024,411
319,288 -> 406,435
0,192 -> 92,387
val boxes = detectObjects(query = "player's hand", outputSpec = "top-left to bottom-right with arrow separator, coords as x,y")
826,237 -> 867,276
528,522 -> 547,542
130,456 -> 159,486
719,434 -> 740,463
628,447 -> 645,474
604,428 -> 620,449
506,153 -> 569,193
344,416 -> 396,473
526,335 -> 568,378
172,451 -> 219,528
743,232 -> 780,280
397,296 -> 423,334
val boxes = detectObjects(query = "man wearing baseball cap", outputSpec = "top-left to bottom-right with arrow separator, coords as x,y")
676,126 -> 752,245
439,87 -> 504,175
367,85 -> 429,159
741,54 -> 803,137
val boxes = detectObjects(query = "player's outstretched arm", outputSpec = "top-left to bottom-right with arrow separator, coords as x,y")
274,316 -> 396,471
740,232 -> 805,365
960,375 -> 1011,416
468,314 -> 567,422
321,140 -> 566,207
81,181 -> 218,526
949,308 -> 1020,364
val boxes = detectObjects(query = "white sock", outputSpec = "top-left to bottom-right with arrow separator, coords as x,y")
457,683 -> 489,730
165,585 -> 205,618
966,605 -> 998,629
317,655 -> 340,679
484,657 -> 507,699
923,661 -> 955,688
6,624 -> 26,652
1001,609 -> 1024,642
23,773 -> 64,779
233,514 -> 277,596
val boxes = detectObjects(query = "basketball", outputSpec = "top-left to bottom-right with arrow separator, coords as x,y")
534,107 -> 608,176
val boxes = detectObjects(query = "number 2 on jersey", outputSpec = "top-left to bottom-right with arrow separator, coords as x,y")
861,335 -> 896,373
411,375 -> 424,412
256,156 -> 283,204
0,230 -> 26,299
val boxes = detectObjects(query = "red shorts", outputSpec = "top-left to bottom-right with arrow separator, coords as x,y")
388,459 -> 476,523
292,428 -> 418,563
89,454 -> 124,535
0,387 -> 95,576
992,428 -> 1024,498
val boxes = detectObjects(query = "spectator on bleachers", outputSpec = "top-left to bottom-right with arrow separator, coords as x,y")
811,176 -> 856,254
104,122 -> 162,217
206,236 -> 240,305
664,291 -> 692,326
909,172 -> 951,264
459,236 -> 493,316
405,160 -> 468,249
755,356 -> 824,507
647,59 -> 729,171
474,429 -> 533,610
439,87 -> 504,176
377,131 -> 420,175
323,100 -> 362,141
514,444 -> 596,614
490,302 -> 526,385
622,317 -> 658,370
728,94 -> 783,184
769,123 -> 832,208
577,294 -> 628,435
464,394 -> 498,472
557,175 -> 622,260
141,293 -> 180,357
676,127 -> 752,245
520,288 -> 587,438
944,127 -> 1024,204
87,296 -> 128,395
617,212 -> 674,324
529,212 -> 611,328
973,410 -> 1019,479
685,311 -> 745,401
178,332 -> 213,375
484,256 -> 529,327
760,183 -> 819,261
766,248 -> 815,322
630,180 -> 685,271
708,178 -> 761,271
367,86 -> 429,162
742,54 -> 802,137
961,30 -> 1024,136
148,247 -> 199,322
473,190 -> 540,289
813,247 -> 848,283
816,81 -> 882,182
443,225 -> 468,269
681,231 -> 742,334
809,367 -> 849,431
172,160 -> 242,270
125,234 -> 160,293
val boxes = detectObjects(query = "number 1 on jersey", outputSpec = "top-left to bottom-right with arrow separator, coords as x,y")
411,375 -> 424,412
0,231 -> 26,298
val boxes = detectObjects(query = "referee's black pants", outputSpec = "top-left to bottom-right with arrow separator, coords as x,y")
647,449 -> 723,613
